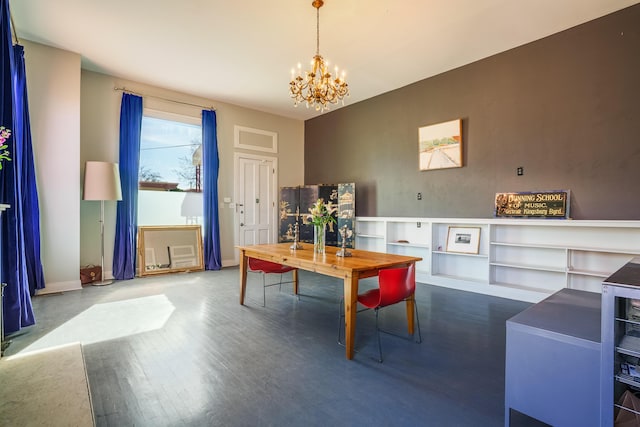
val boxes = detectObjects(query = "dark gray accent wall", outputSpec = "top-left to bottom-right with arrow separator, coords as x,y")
304,5 -> 640,220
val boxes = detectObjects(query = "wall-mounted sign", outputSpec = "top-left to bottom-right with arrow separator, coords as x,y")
495,190 -> 570,219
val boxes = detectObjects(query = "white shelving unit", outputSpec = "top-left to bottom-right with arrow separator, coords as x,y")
355,217 -> 640,303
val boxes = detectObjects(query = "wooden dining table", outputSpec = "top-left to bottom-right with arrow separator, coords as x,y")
237,243 -> 422,360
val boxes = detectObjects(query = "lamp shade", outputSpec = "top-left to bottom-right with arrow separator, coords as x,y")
83,161 -> 123,201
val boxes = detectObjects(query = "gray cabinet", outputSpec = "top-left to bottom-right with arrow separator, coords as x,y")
505,288 -> 601,426
601,258 -> 640,425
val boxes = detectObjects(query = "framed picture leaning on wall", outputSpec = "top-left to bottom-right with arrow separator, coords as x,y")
446,226 -> 480,254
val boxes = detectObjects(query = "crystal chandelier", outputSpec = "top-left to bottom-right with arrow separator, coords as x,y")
289,0 -> 349,112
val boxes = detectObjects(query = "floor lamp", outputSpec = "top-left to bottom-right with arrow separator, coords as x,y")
83,161 -> 123,286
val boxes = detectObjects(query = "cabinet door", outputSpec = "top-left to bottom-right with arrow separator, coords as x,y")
278,186 -> 300,243
337,183 -> 355,248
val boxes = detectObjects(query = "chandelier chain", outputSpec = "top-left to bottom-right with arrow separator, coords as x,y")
316,7 -> 320,56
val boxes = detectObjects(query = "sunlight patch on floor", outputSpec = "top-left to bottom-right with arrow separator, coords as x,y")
19,295 -> 175,354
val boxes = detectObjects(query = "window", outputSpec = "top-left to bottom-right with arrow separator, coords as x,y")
138,112 -> 203,226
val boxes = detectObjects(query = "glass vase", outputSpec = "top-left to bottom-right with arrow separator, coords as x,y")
313,223 -> 326,254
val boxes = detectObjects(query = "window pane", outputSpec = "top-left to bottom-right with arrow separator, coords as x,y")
139,116 -> 203,226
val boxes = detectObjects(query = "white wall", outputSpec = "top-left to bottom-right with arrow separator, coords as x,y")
23,40 -> 82,294
138,191 -> 202,226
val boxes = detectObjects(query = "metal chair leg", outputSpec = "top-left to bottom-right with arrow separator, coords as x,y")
375,308 -> 383,363
414,299 -> 422,344
337,298 -> 344,345
260,272 -> 288,307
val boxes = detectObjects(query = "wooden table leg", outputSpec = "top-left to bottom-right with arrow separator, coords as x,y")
239,251 -> 247,305
406,294 -> 415,335
343,273 -> 358,360
292,269 -> 299,295
406,262 -> 416,335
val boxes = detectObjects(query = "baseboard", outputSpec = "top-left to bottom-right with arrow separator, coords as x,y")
222,259 -> 237,268
36,279 -> 82,295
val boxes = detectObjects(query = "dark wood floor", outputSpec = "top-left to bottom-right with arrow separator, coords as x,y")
5,268 -> 548,426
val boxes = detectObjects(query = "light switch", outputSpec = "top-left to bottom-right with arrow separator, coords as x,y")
223,197 -> 232,203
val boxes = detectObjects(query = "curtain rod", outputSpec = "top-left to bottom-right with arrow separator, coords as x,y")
114,87 -> 215,111
10,7 -> 20,45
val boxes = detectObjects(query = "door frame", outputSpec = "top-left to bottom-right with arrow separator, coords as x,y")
233,152 -> 278,264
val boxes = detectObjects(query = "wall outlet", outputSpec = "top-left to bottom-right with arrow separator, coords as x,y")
517,167 -> 524,176
417,222 -> 421,228
417,192 -> 422,200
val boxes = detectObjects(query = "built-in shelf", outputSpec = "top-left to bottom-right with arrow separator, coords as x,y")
569,247 -> 640,255
387,242 -> 429,249
491,281 -> 556,294
566,269 -> 610,278
432,250 -> 487,258
490,262 -> 566,273
490,241 -> 567,250
356,234 -> 384,239
430,273 -> 488,284
355,216 -> 640,303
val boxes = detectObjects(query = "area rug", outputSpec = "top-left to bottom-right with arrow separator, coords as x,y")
0,342 -> 94,426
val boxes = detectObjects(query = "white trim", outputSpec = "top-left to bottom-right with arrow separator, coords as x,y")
222,258 -> 237,268
234,125 -> 278,153
36,280 -> 82,295
143,108 -> 201,126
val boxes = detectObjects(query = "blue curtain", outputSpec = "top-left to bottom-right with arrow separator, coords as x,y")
112,93 -> 142,280
13,45 -> 45,295
0,0 -> 35,334
202,110 -> 221,270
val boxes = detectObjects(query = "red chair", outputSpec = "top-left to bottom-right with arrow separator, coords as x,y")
247,258 -> 297,307
338,263 -> 422,362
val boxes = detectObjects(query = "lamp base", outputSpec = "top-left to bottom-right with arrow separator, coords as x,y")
91,280 -> 114,286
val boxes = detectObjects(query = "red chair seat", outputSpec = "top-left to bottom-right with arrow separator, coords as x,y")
247,258 -> 297,306
248,258 -> 295,274
357,289 -> 381,309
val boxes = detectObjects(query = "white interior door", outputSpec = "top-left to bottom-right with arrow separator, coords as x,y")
235,153 -> 277,251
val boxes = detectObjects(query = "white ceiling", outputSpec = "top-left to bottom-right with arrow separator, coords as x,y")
10,0 -> 640,121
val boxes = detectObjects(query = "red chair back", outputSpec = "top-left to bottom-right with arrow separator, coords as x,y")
248,258 -> 295,274
377,264 -> 416,308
